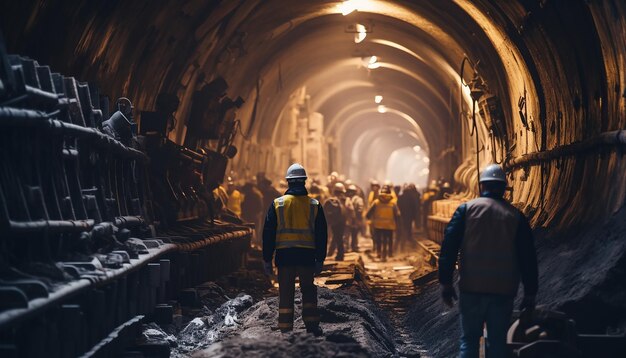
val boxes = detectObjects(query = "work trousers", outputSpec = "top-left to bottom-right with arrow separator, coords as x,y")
459,292 -> 514,358
350,226 -> 360,252
401,216 -> 414,249
277,266 -> 320,332
374,229 -> 393,260
328,224 -> 345,261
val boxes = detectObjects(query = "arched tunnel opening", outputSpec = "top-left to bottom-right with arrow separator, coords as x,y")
1,1 -> 625,357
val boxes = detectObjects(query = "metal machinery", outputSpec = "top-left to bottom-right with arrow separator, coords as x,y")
507,309 -> 626,357
0,39 -> 252,357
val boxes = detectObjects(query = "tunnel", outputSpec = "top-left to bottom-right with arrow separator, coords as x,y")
1,0 -> 625,357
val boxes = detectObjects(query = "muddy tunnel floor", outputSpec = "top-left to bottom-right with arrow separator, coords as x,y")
130,234 -> 439,358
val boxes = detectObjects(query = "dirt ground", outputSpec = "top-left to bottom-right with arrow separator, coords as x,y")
138,207 -> 626,358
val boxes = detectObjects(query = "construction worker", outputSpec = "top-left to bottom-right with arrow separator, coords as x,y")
367,180 -> 381,207
367,180 -> 381,242
397,183 -> 420,250
241,179 -> 264,244
366,185 -> 400,261
323,183 -> 347,261
438,164 -> 538,358
326,171 -> 339,194
347,184 -> 364,252
384,180 -> 398,203
226,177 -> 243,217
263,163 -> 328,334
343,184 -> 356,251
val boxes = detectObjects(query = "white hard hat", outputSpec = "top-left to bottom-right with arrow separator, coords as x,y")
333,182 -> 347,193
479,164 -> 507,183
285,163 -> 307,180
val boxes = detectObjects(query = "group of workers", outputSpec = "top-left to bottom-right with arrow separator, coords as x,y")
259,163 -> 538,358
219,169 -> 425,263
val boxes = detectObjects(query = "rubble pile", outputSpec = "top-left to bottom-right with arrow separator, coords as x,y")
139,272 -> 401,357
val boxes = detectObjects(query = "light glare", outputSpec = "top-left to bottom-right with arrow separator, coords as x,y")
377,105 -> 387,113
375,95 -> 383,104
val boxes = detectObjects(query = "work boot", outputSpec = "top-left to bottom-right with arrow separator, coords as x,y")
306,325 -> 323,337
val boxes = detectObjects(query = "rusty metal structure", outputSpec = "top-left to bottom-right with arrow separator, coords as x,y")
0,40 -> 252,357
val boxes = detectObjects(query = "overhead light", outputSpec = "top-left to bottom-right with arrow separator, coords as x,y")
363,56 -> 380,70
377,105 -> 387,113
374,95 -> 383,104
423,157 -> 430,163
338,0 -> 361,16
354,23 -> 367,43
361,56 -> 379,68
420,168 -> 430,176
413,145 -> 421,152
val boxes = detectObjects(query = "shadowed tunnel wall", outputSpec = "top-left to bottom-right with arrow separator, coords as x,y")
2,0 -> 625,235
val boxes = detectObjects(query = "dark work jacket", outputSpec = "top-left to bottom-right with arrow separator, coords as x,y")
263,185 -> 328,267
438,192 -> 538,297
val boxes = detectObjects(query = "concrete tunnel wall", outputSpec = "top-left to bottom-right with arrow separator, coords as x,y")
2,0 -> 625,237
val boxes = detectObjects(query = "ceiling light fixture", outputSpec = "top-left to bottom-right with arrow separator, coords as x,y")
366,55 -> 381,69
377,105 -> 387,113
354,23 -> 367,43
374,95 -> 383,104
413,145 -> 421,152
338,0 -> 361,16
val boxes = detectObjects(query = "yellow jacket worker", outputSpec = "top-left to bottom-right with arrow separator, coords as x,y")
367,185 -> 400,262
263,164 -> 328,335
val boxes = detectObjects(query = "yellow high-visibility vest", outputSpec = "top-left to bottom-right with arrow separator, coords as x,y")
227,190 -> 243,217
372,199 -> 396,230
274,195 -> 319,249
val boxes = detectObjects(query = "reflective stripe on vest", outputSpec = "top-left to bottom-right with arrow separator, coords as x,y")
372,200 -> 396,230
459,197 -> 520,295
275,195 -> 318,249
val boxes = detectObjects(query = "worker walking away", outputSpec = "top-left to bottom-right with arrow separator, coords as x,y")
343,185 -> 356,252
438,164 -> 538,358
263,163 -> 327,335
226,177 -> 243,217
347,184 -> 364,252
241,180 -> 264,244
367,180 -> 381,207
397,183 -> 420,249
367,185 -> 400,262
323,183 -> 347,261
367,180 -> 381,247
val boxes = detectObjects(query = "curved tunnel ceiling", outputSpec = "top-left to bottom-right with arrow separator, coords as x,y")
3,0 -> 625,232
